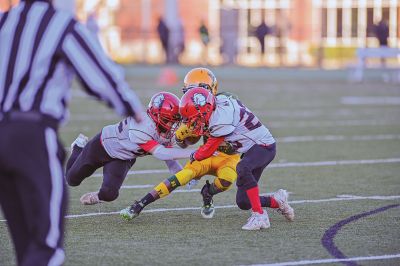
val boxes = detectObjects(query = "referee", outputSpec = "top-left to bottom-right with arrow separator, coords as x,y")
0,1 -> 144,265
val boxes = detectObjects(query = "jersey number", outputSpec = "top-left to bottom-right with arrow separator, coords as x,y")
238,101 -> 262,131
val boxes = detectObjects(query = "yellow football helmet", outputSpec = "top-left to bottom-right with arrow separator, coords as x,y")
182,67 -> 218,95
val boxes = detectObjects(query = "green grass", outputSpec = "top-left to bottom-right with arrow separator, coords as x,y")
1,66 -> 400,265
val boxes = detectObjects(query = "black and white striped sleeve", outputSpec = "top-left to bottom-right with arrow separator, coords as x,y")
61,22 -> 144,117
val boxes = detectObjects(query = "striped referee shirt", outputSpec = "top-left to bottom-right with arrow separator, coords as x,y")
0,0 -> 143,124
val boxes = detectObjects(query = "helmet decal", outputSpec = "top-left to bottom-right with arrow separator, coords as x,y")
152,94 -> 165,108
192,93 -> 207,107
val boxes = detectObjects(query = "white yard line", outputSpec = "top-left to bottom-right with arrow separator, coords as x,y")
64,194 -> 400,219
341,96 -> 400,105
270,119 -> 400,128
277,134 -> 400,143
1,194 -> 399,222
65,134 -> 400,150
27,194 -> 400,220
89,157 -> 400,178
243,253 -> 400,266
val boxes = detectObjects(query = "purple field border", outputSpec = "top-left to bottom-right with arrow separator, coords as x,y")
321,204 -> 400,266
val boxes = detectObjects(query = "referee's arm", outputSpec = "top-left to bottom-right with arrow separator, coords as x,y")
62,22 -> 144,121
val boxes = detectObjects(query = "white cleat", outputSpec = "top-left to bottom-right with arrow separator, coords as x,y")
70,133 -> 89,151
272,189 -> 295,221
241,211 -> 270,231
80,192 -> 101,205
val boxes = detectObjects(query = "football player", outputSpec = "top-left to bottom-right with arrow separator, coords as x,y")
179,87 -> 294,230
120,68 -> 239,219
65,92 -> 195,205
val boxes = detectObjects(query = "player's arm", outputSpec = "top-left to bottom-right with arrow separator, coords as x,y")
120,164 -> 198,220
62,22 -> 144,121
191,136 -> 225,161
139,140 -> 196,160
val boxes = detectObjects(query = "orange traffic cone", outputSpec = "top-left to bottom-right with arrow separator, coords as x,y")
157,67 -> 178,86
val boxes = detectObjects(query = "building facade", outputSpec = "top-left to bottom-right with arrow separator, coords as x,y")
1,0 -> 399,66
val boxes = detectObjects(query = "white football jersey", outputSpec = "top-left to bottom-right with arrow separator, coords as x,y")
208,94 -> 275,153
101,114 -> 174,160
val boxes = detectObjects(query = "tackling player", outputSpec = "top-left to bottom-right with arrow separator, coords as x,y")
179,87 -> 294,230
65,92 -> 195,205
120,68 -> 239,219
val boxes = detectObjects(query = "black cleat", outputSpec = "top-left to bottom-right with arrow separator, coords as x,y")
120,201 -> 144,221
200,181 -> 215,218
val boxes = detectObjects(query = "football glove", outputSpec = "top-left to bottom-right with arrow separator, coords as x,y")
175,123 -> 198,141
217,141 -> 236,155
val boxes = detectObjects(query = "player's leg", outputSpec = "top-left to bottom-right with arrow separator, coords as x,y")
80,158 -> 136,205
209,154 -> 239,194
236,144 -> 276,230
200,154 -> 239,218
65,133 -> 112,187
252,160 -> 294,221
120,160 -> 208,220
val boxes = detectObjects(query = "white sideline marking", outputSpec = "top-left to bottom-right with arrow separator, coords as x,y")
270,158 -> 400,168
341,96 -> 400,105
271,119 -> 400,128
244,254 -> 400,266
121,184 -> 154,189
277,134 -> 400,143
250,254 -> 400,266
1,194 -> 399,222
90,157 -> 400,178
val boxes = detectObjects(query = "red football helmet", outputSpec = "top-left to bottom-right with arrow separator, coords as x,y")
147,92 -> 181,138
179,87 -> 215,135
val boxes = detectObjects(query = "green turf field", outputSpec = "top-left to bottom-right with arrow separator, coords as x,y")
1,66 -> 400,265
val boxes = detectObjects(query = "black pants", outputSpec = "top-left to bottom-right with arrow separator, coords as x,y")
0,119 -> 67,266
65,133 -> 135,202
235,143 -> 276,210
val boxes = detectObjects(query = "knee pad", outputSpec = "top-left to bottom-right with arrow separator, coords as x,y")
98,186 -> 119,202
214,177 -> 233,192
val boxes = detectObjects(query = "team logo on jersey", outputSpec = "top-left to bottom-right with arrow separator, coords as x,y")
152,94 -> 165,108
192,93 -> 207,107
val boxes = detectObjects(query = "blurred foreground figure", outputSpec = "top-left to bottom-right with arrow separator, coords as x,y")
0,0 -> 144,265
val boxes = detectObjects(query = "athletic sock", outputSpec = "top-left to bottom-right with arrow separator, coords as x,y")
260,196 -> 280,208
246,186 -> 263,214
140,192 -> 157,207
270,196 -> 279,208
